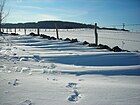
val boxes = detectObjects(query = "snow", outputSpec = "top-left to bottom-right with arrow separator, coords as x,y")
0,30 -> 140,105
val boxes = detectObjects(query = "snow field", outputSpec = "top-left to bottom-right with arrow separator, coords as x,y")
1,72 -> 140,105
5,29 -> 140,51
0,32 -> 140,105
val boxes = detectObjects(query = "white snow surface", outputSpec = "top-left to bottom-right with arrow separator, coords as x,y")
11,29 -> 140,51
0,32 -> 140,105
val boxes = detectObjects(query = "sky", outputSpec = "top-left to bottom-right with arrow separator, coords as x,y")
3,0 -> 140,30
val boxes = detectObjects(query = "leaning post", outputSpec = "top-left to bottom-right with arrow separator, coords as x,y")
55,23 -> 59,39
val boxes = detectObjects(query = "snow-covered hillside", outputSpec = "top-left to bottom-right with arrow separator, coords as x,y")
0,33 -> 140,105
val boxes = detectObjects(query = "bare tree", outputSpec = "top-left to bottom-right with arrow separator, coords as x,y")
0,0 -> 8,34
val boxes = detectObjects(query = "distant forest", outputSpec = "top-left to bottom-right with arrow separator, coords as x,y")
2,21 -> 129,31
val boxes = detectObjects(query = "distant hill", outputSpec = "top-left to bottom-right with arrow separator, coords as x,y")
2,21 -> 94,29
2,20 -> 129,31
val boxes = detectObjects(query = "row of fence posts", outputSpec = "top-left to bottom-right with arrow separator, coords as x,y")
1,23 -> 98,45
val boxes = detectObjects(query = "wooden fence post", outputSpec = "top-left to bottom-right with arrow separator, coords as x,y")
55,23 -> 59,39
95,23 -> 98,46
6,28 -> 8,33
15,28 -> 16,34
2,28 -> 4,33
24,28 -> 26,35
37,28 -> 40,35
9,28 -> 11,32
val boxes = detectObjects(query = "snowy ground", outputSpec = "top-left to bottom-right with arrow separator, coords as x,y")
7,28 -> 140,51
0,32 -> 140,105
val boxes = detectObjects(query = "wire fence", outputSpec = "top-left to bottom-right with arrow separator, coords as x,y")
2,27 -> 140,51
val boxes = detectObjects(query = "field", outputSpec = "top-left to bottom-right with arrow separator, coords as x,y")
0,29 -> 140,105
13,29 -> 140,51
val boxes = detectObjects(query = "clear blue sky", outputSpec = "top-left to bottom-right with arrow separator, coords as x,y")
5,0 -> 140,30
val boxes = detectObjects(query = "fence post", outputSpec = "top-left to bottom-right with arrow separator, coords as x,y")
37,28 -> 40,35
6,28 -> 8,33
95,23 -> 98,46
10,28 -> 12,32
15,28 -> 16,34
55,23 -> 59,39
24,28 -> 26,35
2,28 -> 4,33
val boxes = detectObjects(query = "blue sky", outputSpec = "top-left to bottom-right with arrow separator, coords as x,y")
5,0 -> 140,30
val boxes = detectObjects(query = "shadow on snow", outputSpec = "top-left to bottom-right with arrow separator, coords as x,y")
46,53 -> 140,66
61,69 -> 140,76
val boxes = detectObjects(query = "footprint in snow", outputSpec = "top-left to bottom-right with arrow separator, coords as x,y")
53,78 -> 58,81
21,67 -> 30,73
78,79 -> 85,81
66,82 -> 77,88
68,90 -> 81,102
8,79 -> 19,86
49,64 -> 57,69
17,100 -> 33,105
0,65 -> 5,68
66,82 -> 82,102
0,65 -> 6,71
